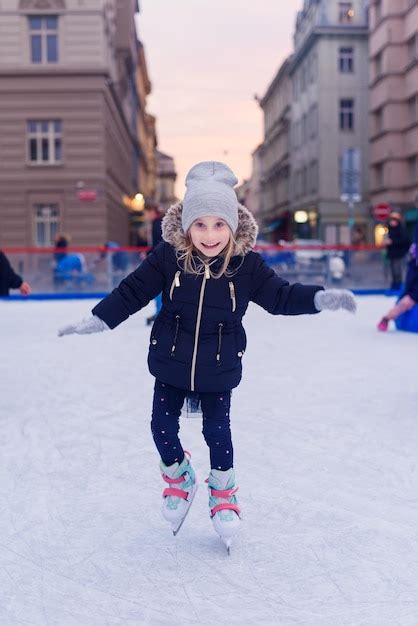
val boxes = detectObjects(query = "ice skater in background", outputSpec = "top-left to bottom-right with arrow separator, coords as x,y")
377,240 -> 418,332
58,161 -> 356,552
0,250 -> 31,297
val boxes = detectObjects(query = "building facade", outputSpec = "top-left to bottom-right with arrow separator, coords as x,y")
289,0 -> 370,243
258,56 -> 292,241
0,0 -> 143,247
135,40 -> 157,202
155,150 -> 177,211
369,0 -> 418,236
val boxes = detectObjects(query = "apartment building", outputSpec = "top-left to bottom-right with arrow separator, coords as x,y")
258,56 -> 292,241
0,0 -> 143,246
289,0 -> 370,244
369,0 -> 418,236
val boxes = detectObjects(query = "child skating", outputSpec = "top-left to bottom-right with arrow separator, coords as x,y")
377,242 -> 418,331
58,161 -> 356,552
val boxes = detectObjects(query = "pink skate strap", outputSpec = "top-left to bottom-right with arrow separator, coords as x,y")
162,473 -> 185,484
210,487 -> 239,498
163,487 -> 189,500
211,503 -> 240,517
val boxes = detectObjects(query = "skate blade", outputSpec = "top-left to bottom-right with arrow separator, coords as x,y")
171,483 -> 198,536
222,538 -> 232,555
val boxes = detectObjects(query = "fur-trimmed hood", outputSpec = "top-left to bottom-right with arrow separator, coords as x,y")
161,202 -> 258,256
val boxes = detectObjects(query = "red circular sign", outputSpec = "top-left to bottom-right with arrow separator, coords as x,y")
372,203 -> 391,221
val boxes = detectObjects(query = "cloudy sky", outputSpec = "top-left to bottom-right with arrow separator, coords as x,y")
136,1 -> 298,197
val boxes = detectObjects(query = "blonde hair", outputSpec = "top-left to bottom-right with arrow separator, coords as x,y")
177,230 -> 238,279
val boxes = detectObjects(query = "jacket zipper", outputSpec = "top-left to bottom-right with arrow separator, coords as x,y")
216,323 -> 223,365
190,264 -> 210,391
171,315 -> 180,357
169,270 -> 181,300
229,281 -> 236,312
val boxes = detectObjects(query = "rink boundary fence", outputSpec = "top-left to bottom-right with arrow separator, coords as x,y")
0,289 -> 402,301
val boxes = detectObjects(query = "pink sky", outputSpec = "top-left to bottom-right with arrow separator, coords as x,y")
136,1 -> 297,197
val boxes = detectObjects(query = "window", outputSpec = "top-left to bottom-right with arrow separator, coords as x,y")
29,15 -> 58,64
293,76 -> 299,101
309,160 -> 319,192
301,165 -> 308,196
27,120 -> 62,164
309,105 -> 318,138
339,47 -> 354,73
409,156 -> 418,183
408,95 -> 418,124
407,35 -> 417,64
301,114 -> 307,144
339,2 -> 354,24
339,99 -> 354,131
375,52 -> 383,77
293,121 -> 300,149
375,107 -> 383,133
375,163 -> 384,188
375,0 -> 382,21
34,204 -> 59,246
301,65 -> 306,93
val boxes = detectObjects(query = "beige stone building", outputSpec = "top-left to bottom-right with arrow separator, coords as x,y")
0,0 -> 148,247
258,56 -> 292,241
369,0 -> 418,235
289,0 -> 370,243
136,40 -> 157,202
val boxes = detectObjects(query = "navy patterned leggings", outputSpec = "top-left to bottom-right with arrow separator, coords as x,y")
151,380 -> 233,470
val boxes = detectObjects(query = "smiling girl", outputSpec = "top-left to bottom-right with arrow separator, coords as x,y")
58,161 -> 356,551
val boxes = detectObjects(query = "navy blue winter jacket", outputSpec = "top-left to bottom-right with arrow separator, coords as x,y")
0,251 -> 23,296
92,204 -> 323,393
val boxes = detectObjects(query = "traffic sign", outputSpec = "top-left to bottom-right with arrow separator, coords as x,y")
372,203 -> 391,221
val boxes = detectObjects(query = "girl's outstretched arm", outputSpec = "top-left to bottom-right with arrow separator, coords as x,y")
58,243 -> 166,336
250,253 -> 356,315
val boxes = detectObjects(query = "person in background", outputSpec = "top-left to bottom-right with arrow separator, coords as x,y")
95,241 -> 129,289
53,233 -> 69,264
377,241 -> 418,331
383,212 -> 411,290
144,201 -> 163,326
0,250 -> 31,296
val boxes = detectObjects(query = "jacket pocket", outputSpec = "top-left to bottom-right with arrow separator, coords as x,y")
150,318 -> 162,347
235,326 -> 247,358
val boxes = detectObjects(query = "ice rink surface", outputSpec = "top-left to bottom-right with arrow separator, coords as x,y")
1,295 -> 417,625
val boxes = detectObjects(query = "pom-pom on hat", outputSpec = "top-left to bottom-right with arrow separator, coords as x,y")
181,161 -> 239,234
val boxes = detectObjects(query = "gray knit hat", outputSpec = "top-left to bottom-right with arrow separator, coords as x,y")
181,161 -> 239,233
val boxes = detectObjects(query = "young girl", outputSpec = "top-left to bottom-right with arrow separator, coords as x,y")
377,242 -> 418,331
59,161 -> 356,550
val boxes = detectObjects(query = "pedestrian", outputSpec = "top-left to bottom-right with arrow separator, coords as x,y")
53,233 -> 69,264
377,241 -> 418,331
0,250 -> 31,296
383,212 -> 411,290
144,201 -> 164,326
58,161 -> 356,550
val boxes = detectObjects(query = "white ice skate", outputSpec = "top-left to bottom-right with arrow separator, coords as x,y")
207,468 -> 241,554
160,452 -> 197,536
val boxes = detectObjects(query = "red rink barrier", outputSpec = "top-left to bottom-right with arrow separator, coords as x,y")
1,244 -> 393,295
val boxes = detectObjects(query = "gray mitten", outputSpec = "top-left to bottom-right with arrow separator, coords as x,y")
314,289 -> 356,313
58,315 -> 109,337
